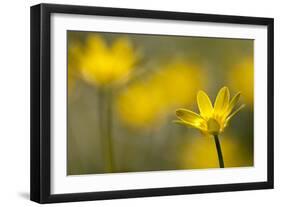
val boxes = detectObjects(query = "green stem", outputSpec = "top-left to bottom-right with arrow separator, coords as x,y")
98,88 -> 115,173
213,135 -> 224,168
105,88 -> 115,172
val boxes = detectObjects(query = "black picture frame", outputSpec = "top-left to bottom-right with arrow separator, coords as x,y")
30,3 -> 274,204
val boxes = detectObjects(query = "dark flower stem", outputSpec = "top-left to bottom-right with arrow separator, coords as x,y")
213,135 -> 224,168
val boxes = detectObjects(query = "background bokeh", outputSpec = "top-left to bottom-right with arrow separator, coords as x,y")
67,31 -> 253,175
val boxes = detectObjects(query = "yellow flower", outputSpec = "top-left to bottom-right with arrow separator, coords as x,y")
80,35 -> 138,86
116,83 -> 164,129
151,61 -> 205,109
176,87 -> 245,135
116,60 -> 205,129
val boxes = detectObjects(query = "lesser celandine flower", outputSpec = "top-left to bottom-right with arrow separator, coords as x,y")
176,86 -> 244,136
75,35 -> 138,173
175,86 -> 245,168
117,82 -> 165,129
80,35 -> 138,87
117,61 -> 204,129
152,61 -> 205,108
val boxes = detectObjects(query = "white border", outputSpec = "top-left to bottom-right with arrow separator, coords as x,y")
51,13 -> 268,194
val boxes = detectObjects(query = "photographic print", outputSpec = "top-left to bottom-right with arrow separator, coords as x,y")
67,31 -> 254,175
31,4 -> 273,203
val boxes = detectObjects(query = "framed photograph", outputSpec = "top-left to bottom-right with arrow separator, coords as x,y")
30,3 -> 274,203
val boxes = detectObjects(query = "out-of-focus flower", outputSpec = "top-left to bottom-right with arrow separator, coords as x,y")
79,35 -> 138,87
228,57 -> 253,105
68,40 -> 83,92
152,61 -> 204,109
176,87 -> 245,136
180,135 -> 253,169
117,60 -> 204,129
117,83 -> 164,129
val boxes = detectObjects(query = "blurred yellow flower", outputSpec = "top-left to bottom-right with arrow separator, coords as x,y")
152,61 -> 204,108
117,60 -> 204,129
79,35 -> 138,86
180,135 -> 253,169
228,57 -> 253,105
176,87 -> 245,135
117,83 -> 164,129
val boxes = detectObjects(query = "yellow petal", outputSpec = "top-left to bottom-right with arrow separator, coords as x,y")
226,92 -> 241,117
176,109 -> 206,130
225,104 -> 245,124
87,35 -> 108,54
176,108 -> 202,122
112,37 -> 134,56
197,90 -> 213,118
173,120 -> 201,129
172,120 -> 186,125
214,86 -> 230,116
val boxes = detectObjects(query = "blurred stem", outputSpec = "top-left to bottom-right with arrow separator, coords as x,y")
98,87 -> 115,173
213,135 -> 224,168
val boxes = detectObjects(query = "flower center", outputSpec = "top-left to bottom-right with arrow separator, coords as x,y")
207,118 -> 220,135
